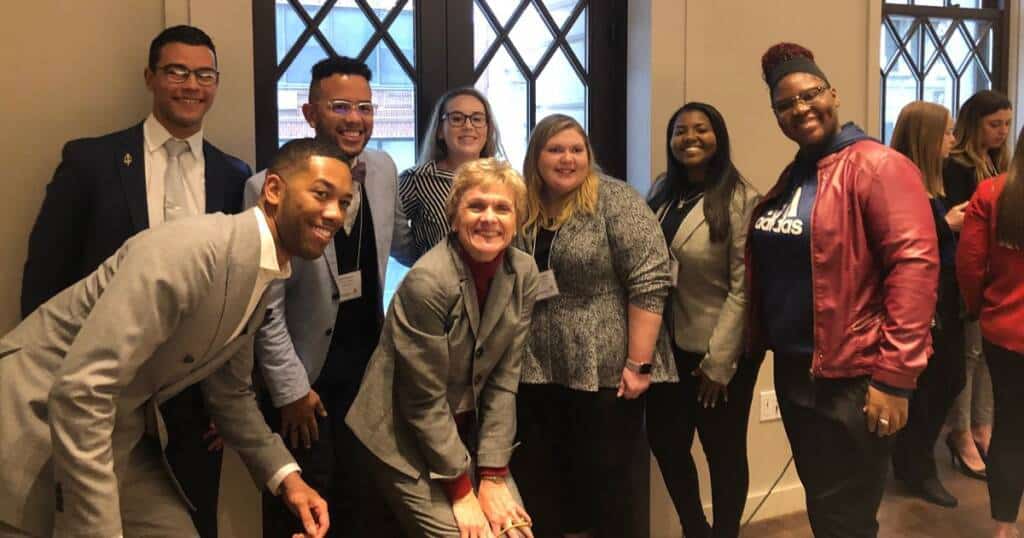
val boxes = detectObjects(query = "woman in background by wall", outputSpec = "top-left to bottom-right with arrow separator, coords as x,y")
747,42 -> 938,537
511,113 -> 673,538
889,100 -> 965,508
646,102 -> 761,538
943,90 -> 1013,480
957,128 -> 1024,538
399,87 -> 504,261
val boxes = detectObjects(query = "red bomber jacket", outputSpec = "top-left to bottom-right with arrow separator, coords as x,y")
957,174 -> 1024,354
746,140 -> 939,390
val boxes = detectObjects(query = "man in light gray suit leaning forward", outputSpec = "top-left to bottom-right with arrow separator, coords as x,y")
0,138 -> 353,538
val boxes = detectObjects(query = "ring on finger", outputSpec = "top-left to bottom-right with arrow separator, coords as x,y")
878,417 -> 890,427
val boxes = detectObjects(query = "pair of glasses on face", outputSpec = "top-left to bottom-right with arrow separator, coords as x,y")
326,99 -> 377,117
443,112 -> 488,128
772,85 -> 829,115
159,64 -> 219,86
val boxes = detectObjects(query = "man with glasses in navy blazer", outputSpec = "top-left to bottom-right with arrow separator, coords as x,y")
19,25 -> 251,538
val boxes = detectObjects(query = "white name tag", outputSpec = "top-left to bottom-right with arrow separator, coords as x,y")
536,269 -> 560,301
668,256 -> 679,288
335,271 -> 362,302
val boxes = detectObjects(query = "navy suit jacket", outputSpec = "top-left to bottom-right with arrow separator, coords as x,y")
21,122 -> 252,318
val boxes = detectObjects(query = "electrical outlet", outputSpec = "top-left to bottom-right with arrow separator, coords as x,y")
760,390 -> 781,422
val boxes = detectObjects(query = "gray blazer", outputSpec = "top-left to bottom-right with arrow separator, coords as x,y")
652,179 -> 761,384
0,211 -> 293,537
243,149 -> 415,407
518,177 -> 675,390
346,238 -> 539,481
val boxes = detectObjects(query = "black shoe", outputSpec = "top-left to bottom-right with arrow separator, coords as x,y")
907,476 -> 958,508
945,434 -> 987,480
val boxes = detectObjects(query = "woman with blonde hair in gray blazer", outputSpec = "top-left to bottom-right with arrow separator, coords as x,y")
645,102 -> 761,538
511,114 -> 673,538
346,158 -> 539,538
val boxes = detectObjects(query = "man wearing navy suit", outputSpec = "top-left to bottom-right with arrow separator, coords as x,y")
19,25 -> 250,538
245,56 -> 414,537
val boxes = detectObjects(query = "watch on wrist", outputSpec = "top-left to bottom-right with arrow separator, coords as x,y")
625,359 -> 653,375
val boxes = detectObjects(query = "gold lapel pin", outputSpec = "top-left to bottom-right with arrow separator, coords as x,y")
123,153 -> 133,167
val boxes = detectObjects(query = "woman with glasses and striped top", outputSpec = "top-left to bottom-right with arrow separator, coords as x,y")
398,88 -> 505,262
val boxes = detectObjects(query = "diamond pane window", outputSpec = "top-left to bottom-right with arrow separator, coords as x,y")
273,0 -> 416,175
880,1 -> 1005,142
473,0 -> 589,169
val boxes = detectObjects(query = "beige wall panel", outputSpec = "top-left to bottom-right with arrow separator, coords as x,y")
0,1 -> 163,333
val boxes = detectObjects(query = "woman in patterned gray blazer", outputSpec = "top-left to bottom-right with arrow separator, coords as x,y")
510,114 -> 673,538
347,158 -> 539,538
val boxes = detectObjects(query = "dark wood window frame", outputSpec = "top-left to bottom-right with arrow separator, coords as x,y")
252,0 -> 627,178
880,0 -> 1009,134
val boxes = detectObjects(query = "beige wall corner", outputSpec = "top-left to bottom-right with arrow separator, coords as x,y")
190,0 -> 256,167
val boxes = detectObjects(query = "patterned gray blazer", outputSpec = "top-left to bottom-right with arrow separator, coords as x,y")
517,177 -> 676,390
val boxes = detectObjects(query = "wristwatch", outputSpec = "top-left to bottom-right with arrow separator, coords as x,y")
625,359 -> 653,375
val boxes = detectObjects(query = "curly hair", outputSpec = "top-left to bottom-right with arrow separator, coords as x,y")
760,42 -> 828,93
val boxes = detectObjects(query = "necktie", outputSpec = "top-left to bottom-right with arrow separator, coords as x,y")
163,139 -> 192,222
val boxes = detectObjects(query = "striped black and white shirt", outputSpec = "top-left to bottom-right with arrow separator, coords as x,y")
398,160 -> 455,261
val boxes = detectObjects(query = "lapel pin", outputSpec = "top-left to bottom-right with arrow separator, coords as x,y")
122,153 -> 133,167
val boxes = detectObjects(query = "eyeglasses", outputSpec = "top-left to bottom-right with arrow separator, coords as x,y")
772,85 -> 829,115
326,99 -> 377,117
158,64 -> 219,86
443,112 -> 488,128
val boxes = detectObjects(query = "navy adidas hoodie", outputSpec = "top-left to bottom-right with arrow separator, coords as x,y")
750,122 -> 874,356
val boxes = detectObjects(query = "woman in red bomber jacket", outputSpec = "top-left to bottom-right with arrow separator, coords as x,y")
747,43 -> 939,538
957,128 -> 1024,538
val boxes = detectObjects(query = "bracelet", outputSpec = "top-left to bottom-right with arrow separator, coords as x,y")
479,474 -> 505,484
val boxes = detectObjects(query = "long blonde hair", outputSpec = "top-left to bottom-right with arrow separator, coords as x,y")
996,127 -> 1024,249
890,101 -> 950,197
418,87 -> 504,165
950,90 -> 1012,182
522,114 -> 599,229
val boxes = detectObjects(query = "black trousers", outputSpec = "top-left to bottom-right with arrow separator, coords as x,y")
892,272 -> 967,483
984,339 -> 1024,522
512,384 -> 647,538
162,384 -> 222,538
259,389 -> 402,538
646,348 -> 762,538
775,357 -> 892,538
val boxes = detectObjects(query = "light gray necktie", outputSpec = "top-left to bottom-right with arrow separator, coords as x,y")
163,139 -> 192,222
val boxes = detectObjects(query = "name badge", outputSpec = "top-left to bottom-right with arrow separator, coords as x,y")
668,256 -> 680,288
335,271 -> 362,302
536,269 -> 560,301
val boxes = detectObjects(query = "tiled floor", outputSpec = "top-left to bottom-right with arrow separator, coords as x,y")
742,443 -> 1002,537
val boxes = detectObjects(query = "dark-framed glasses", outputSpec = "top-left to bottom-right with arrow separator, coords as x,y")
443,112 -> 488,128
159,64 -> 219,86
327,99 -> 377,117
772,85 -> 829,115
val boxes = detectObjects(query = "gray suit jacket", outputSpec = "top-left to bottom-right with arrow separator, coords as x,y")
243,149 -> 415,406
652,180 -> 761,384
346,239 -> 539,481
0,211 -> 293,537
